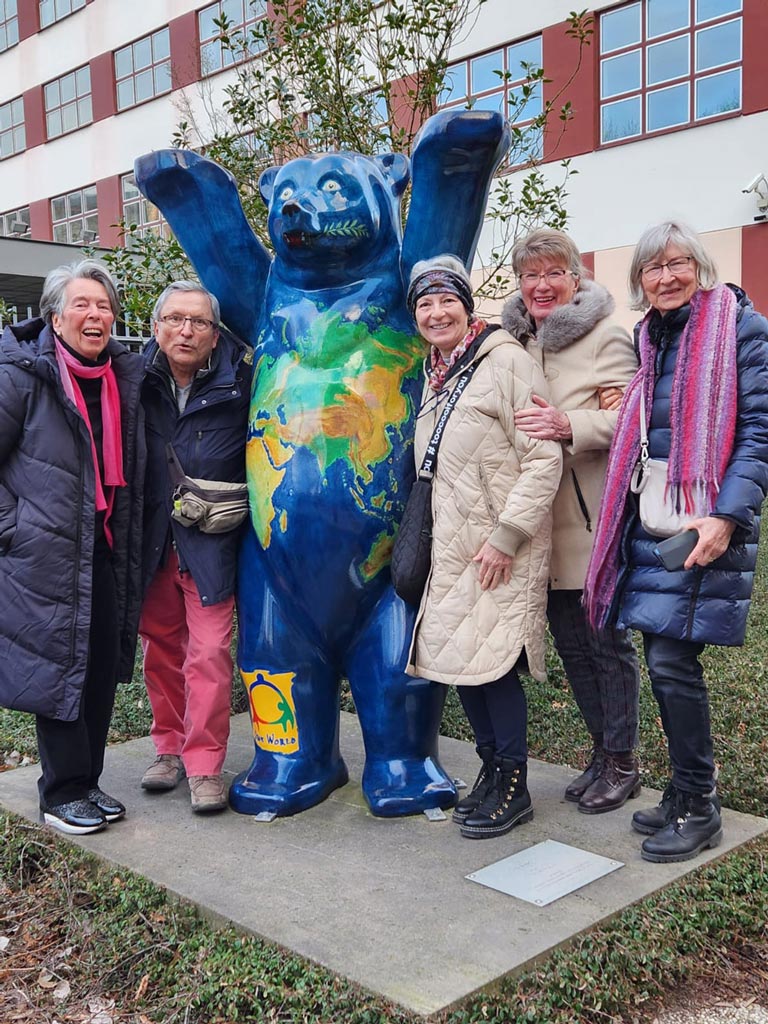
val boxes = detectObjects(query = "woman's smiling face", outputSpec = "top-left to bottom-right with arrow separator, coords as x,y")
519,260 -> 578,326
414,292 -> 470,357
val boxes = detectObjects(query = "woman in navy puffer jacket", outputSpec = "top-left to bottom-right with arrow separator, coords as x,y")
585,221 -> 768,864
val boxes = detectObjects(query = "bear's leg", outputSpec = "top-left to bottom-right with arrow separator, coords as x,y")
346,585 -> 457,817
229,535 -> 349,817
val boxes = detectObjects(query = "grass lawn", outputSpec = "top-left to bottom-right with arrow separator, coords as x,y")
1,536 -> 767,1022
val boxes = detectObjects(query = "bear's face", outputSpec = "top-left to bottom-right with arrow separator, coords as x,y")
260,152 -> 409,273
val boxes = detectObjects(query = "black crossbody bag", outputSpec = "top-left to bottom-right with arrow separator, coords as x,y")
391,356 -> 485,606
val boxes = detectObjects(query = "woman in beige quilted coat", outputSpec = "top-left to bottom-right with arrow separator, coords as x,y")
404,255 -> 562,840
501,228 -> 641,816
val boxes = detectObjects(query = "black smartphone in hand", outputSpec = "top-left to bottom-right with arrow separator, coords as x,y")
653,529 -> 699,571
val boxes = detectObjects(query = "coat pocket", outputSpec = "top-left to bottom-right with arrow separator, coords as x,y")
478,464 -> 500,527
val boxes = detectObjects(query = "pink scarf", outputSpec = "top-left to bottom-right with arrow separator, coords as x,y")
583,284 -> 738,628
428,317 -> 488,392
55,338 -> 126,547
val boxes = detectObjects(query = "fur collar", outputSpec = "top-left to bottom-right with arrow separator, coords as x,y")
500,277 -> 616,353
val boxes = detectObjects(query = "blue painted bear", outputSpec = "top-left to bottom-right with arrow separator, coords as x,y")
135,109 -> 510,817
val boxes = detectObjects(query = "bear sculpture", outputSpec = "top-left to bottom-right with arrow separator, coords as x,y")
135,109 -> 510,817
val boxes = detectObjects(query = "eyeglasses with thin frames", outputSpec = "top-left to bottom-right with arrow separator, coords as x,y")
159,314 -> 217,332
518,269 -> 572,286
640,256 -> 695,282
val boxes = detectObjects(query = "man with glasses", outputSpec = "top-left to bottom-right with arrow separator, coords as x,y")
139,281 -> 252,813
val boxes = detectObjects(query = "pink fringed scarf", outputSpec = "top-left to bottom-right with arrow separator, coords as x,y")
55,338 -> 126,547
583,284 -> 738,629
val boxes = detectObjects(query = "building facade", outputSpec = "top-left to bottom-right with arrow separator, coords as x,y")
0,0 -> 766,325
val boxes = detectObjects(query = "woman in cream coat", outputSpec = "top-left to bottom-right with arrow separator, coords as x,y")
502,228 -> 641,815
404,255 -> 562,840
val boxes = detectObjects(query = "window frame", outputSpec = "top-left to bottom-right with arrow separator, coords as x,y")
0,205 -> 30,238
44,64 -> 93,140
0,0 -> 19,54
120,171 -> 169,244
114,27 -> 172,112
0,95 -> 25,161
50,184 -> 99,245
598,0 -> 743,147
198,0 -> 268,77
39,0 -> 86,30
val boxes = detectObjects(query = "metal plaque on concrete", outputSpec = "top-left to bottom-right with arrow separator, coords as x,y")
466,839 -> 623,906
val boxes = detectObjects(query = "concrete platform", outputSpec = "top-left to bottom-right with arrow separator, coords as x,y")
1,712 -> 766,1017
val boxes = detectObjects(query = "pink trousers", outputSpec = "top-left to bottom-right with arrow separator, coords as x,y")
139,550 -> 234,776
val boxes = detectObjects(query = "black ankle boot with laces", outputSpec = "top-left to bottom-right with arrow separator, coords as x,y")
459,756 -> 533,839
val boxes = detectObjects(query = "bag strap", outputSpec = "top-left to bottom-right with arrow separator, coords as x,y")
418,357 -> 484,481
165,443 -> 187,487
638,384 -> 649,468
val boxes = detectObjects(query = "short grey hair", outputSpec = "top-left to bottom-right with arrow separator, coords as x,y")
628,220 -> 720,310
40,259 -> 120,324
511,228 -> 588,280
152,280 -> 220,325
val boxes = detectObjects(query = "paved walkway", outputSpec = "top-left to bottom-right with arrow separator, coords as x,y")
1,713 -> 766,1017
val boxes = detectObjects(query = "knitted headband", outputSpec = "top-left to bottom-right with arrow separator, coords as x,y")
406,269 -> 475,317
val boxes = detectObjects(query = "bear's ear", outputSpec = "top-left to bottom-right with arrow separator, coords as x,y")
374,153 -> 410,197
259,166 -> 281,207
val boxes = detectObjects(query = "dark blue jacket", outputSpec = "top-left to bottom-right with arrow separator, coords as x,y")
617,286 -> 768,646
0,319 -> 146,720
141,329 -> 252,606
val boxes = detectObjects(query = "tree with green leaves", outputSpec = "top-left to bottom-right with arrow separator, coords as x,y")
106,0 -> 592,331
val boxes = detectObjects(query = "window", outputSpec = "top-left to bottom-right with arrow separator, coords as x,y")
51,185 -> 98,244
0,0 -> 19,53
121,173 -> 168,243
199,0 -> 267,75
439,36 -> 543,161
0,205 -> 30,237
115,28 -> 172,111
39,0 -> 85,29
599,0 -> 743,144
0,96 -> 25,160
44,66 -> 92,139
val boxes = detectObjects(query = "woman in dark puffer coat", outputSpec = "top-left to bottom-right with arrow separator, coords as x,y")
585,221 -> 768,864
0,260 -> 145,835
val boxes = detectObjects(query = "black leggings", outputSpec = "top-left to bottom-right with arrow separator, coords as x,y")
36,543 -> 119,806
457,666 -> 527,763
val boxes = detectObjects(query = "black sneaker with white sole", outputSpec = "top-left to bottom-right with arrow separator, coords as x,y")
88,788 -> 126,822
39,799 -> 107,835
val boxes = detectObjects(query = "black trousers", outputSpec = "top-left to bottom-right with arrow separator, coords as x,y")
457,666 -> 527,763
36,542 -> 120,806
643,632 -> 715,794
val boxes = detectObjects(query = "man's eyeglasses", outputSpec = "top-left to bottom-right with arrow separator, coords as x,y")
159,314 -> 217,332
640,256 -> 694,282
518,269 -> 572,286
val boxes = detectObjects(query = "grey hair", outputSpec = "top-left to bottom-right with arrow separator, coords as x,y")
408,253 -> 470,289
152,280 -> 221,325
628,220 -> 720,310
511,228 -> 588,280
39,259 -> 121,324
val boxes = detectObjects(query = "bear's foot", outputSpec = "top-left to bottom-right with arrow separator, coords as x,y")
229,754 -> 349,817
362,756 -> 457,818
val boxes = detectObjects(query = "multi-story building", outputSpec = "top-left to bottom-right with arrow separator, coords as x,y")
1,0 -> 766,326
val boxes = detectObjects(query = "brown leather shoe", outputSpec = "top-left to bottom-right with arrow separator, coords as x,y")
188,775 -> 228,813
141,755 -> 185,791
564,742 -> 604,802
577,751 -> 640,814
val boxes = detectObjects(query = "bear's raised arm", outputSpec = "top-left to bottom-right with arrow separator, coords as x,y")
134,149 -> 271,344
401,109 -> 511,284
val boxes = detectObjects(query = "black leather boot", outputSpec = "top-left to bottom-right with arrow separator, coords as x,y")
460,757 -> 533,839
578,750 -> 641,814
452,744 -> 495,824
640,790 -> 722,863
564,738 -> 604,802
631,782 -> 677,835
633,783 -> 721,835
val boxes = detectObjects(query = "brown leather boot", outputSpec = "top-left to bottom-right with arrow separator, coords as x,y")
564,740 -> 604,802
577,751 -> 640,815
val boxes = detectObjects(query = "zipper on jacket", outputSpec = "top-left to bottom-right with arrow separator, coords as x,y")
478,464 -> 500,526
571,469 -> 592,532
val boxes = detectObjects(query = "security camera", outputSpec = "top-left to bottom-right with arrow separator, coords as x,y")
743,172 -> 767,194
